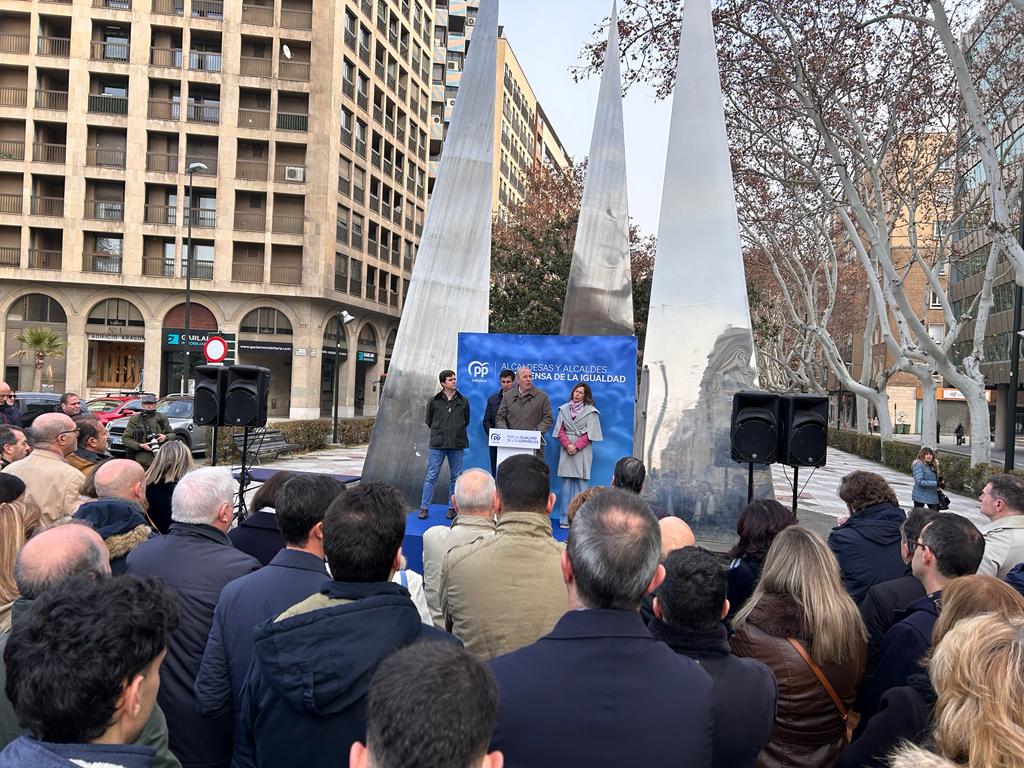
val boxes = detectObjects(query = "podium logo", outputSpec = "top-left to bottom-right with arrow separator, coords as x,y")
467,360 -> 490,382
491,433 -> 501,443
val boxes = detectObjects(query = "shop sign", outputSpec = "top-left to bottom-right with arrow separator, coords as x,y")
88,333 -> 145,343
237,340 -> 293,354
321,348 -> 349,360
356,351 -> 376,363
163,329 -> 236,351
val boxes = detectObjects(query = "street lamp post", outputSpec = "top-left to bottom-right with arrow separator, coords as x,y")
332,310 -> 355,443
1004,182 -> 1024,471
182,161 -> 208,393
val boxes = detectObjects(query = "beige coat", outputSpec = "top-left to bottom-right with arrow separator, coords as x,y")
978,514 -> 1024,578
422,515 -> 496,628
1,450 -> 83,527
441,511 -> 565,659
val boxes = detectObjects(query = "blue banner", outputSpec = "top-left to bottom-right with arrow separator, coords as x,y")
457,333 -> 638,501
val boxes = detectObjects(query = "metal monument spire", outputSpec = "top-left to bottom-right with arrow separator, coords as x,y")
560,1 -> 633,336
361,0 -> 498,504
638,0 -> 772,547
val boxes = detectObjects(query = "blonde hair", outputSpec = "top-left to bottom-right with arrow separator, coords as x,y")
145,441 -> 196,485
733,525 -> 867,666
0,502 -> 34,607
932,576 -> 1024,648
930,613 -> 1024,768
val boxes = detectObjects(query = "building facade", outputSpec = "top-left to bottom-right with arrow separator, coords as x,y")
0,0 -> 435,418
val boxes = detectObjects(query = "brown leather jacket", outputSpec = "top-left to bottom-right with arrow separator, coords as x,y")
731,594 -> 866,768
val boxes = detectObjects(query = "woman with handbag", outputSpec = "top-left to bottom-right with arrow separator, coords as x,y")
912,448 -> 943,511
731,525 -> 867,768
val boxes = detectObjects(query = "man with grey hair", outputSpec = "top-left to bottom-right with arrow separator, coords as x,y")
127,467 -> 259,768
1,412 -> 83,526
495,366 -> 553,454
0,522 -> 181,768
422,468 -> 497,627
488,488 -> 714,767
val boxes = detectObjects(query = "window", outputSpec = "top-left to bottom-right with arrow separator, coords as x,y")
928,324 -> 945,342
87,299 -> 144,327
8,294 -> 67,324
929,290 -> 943,309
240,307 -> 293,335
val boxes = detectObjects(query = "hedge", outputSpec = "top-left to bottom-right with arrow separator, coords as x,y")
827,428 -> 1024,496
210,417 -> 375,463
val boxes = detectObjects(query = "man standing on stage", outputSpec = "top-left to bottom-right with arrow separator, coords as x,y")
418,370 -> 470,520
496,367 -> 554,457
483,369 -> 516,475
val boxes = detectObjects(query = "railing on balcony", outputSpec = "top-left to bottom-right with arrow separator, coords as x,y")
88,93 -> 129,115
191,0 -> 224,19
85,252 -> 123,274
357,90 -> 368,111
360,0 -> 371,17
93,0 -> 133,8
40,0 -> 73,4
236,159 -> 268,179
272,213 -> 304,234
186,102 -> 220,123
269,263 -> 302,284
358,44 -> 370,65
86,146 -> 127,168
147,98 -> 180,120
189,50 -> 222,72
0,34 -> 30,54
146,152 -> 178,172
37,36 -> 70,57
30,195 -> 63,217
0,248 -> 19,267
0,87 -> 28,108
90,40 -> 130,61
232,261 -> 264,282
183,261 -> 214,279
152,0 -> 184,14
274,163 -> 306,183
233,211 -> 266,231
150,47 -> 182,67
241,3 -> 273,25
276,111 -> 308,131
0,140 -> 25,161
184,207 -> 216,228
34,89 -> 67,110
280,7 -> 312,29
278,60 -> 310,81
344,29 -> 356,50
0,193 -> 22,214
144,204 -> 176,224
84,199 -> 125,221
32,142 -> 65,163
28,249 -> 61,270
239,56 -> 272,77
142,256 -> 174,276
238,108 -> 271,129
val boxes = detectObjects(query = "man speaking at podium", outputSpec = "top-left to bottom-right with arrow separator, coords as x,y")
496,367 -> 553,457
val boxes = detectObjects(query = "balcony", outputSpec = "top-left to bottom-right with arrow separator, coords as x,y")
236,159 -> 268,180
0,34 -> 31,55
0,140 -> 25,161
232,261 -> 264,282
241,3 -> 273,25
37,36 -> 70,57
152,0 -> 183,14
280,8 -> 312,29
276,112 -> 308,132
91,41 -> 130,61
85,199 -> 125,221
86,146 -> 127,168
144,204 -> 176,224
0,193 -> 22,214
274,163 -> 306,183
30,195 -> 64,217
88,94 -> 129,115
28,249 -> 61,270
191,0 -> 224,19
148,98 -> 180,120
188,50 -> 222,72
0,247 -> 19,267
233,211 -> 266,231
32,142 -> 66,163
271,213 -> 303,234
93,0 -> 133,8
146,152 -> 178,172
142,256 -> 174,277
278,60 -> 309,81
358,44 -> 370,65
86,252 -> 123,274
269,263 -> 301,284
34,89 -> 67,110
150,47 -> 182,67
0,87 -> 28,108
184,261 -> 214,279
184,207 -> 216,228
238,108 -> 270,129
239,57 -> 272,77
186,102 -> 220,124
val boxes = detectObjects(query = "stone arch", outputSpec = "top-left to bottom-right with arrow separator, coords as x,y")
162,302 -> 218,330
239,307 -> 294,335
85,296 -> 146,329
231,297 -> 300,332
152,295 -> 225,330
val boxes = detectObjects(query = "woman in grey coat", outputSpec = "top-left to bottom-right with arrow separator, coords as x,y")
552,383 -> 603,528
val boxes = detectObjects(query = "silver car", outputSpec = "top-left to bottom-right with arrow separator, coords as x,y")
107,394 -> 208,457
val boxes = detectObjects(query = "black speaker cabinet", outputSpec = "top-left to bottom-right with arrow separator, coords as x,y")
731,391 -> 780,464
224,365 -> 271,427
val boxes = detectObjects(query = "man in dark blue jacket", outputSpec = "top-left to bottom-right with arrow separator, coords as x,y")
649,546 -> 776,768
855,513 -> 984,733
194,474 -> 343,767
482,368 -> 515,476
488,488 -> 714,768
238,482 -> 457,768
418,370 -> 470,520
127,467 -> 261,768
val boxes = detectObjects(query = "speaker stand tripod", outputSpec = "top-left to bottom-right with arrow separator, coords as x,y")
791,465 -> 799,515
746,462 -> 755,504
236,426 -> 253,521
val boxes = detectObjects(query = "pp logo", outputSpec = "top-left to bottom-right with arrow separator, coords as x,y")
467,360 -> 490,381
492,433 -> 501,443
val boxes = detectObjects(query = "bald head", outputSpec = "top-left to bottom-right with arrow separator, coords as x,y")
452,469 -> 498,517
659,517 -> 696,560
93,459 -> 146,503
30,413 -> 77,456
14,522 -> 110,599
0,381 -> 11,397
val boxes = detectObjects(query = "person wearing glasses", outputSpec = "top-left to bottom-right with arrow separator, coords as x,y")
0,413 -> 84,526
0,383 -> 19,427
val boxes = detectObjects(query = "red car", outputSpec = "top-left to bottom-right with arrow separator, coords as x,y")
85,394 -> 155,425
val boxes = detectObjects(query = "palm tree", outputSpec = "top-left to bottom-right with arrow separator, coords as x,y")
10,328 -> 65,391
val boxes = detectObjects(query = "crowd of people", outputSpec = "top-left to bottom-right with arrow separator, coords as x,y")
3,378 -> 1024,767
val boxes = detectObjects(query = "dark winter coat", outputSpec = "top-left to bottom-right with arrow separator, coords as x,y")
425,389 -> 470,449
828,502 -> 907,604
858,574 -> 924,675
649,618 -> 777,768
730,594 -> 866,768
145,480 -> 177,534
0,737 -> 156,768
126,524 -> 261,768
839,672 -> 935,768
227,510 -> 284,566
488,609 -> 714,768
0,405 -> 20,427
237,580 -> 456,768
1007,561 -> 1024,597
726,555 -> 764,621
73,498 -> 152,574
483,389 -> 504,435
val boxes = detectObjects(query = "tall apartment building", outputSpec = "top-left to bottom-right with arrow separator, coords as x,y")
0,0 -> 434,419
428,0 -> 568,211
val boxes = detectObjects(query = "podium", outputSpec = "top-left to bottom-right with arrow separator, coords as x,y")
488,429 -> 541,467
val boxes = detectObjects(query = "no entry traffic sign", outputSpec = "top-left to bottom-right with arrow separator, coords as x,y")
203,336 -> 229,363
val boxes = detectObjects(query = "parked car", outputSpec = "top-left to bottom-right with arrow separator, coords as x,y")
85,394 -> 156,425
107,394 -> 208,457
12,392 -> 60,428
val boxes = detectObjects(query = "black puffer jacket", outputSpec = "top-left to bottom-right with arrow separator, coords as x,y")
828,502 -> 907,604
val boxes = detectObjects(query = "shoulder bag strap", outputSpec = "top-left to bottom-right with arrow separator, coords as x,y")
787,638 -> 848,722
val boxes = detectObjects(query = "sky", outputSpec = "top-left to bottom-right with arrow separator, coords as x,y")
496,1 -> 674,237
